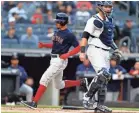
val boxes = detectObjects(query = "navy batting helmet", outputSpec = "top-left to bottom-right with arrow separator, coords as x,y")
55,13 -> 68,26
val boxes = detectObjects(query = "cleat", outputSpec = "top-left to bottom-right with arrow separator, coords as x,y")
21,101 -> 37,109
96,104 -> 112,113
82,93 -> 91,109
80,78 -> 88,92
82,93 -> 97,110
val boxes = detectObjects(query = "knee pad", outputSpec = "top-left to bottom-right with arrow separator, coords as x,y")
86,68 -> 111,98
86,80 -> 100,98
98,68 -> 111,82
86,76 -> 103,98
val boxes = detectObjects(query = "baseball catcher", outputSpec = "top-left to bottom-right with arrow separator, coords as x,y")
79,1 -> 122,113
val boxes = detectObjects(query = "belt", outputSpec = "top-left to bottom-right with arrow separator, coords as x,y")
51,54 -> 59,58
94,46 -> 110,51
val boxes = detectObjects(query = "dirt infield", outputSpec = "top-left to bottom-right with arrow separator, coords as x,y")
1,106 -> 139,113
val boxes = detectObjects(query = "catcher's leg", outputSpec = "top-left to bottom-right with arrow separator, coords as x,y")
85,68 -> 111,99
85,46 -> 112,112
83,68 -> 112,112
94,86 -> 108,113
98,86 -> 107,104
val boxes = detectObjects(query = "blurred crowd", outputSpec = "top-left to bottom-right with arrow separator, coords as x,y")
1,1 -> 95,25
1,1 -> 139,53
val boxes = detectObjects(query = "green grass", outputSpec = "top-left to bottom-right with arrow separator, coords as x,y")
1,104 -> 61,108
111,107 -> 139,111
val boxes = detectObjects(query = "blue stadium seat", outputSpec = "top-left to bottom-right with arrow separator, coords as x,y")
1,43 -> 21,48
21,40 -> 38,49
39,35 -> 50,40
21,44 -> 38,49
2,39 -> 19,44
17,32 -> 25,37
1,31 -> 6,39
10,44 -> 21,48
39,39 -> 51,43
15,27 -> 25,33
1,44 -> 10,48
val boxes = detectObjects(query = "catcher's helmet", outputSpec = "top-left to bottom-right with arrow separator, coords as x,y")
97,1 -> 113,7
55,13 -> 68,26
97,1 -> 113,17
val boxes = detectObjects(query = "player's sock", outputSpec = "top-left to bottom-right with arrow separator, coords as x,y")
33,84 -> 46,103
64,80 -> 80,88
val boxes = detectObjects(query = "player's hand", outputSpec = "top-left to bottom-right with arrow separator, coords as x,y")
79,53 -> 86,61
38,42 -> 44,48
60,53 -> 69,60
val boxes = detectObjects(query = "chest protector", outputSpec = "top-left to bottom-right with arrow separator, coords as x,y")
94,16 -> 114,47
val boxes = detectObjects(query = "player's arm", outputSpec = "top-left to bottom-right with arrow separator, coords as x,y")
67,34 -> 82,56
79,32 -> 90,61
60,45 -> 80,60
80,19 -> 94,61
38,42 -> 53,48
60,35 -> 80,60
67,45 -> 80,56
80,32 -> 90,52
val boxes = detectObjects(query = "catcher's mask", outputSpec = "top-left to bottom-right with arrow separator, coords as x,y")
97,1 -> 113,18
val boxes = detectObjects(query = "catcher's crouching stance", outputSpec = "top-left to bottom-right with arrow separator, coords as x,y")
21,13 -> 88,109
79,1 -> 122,113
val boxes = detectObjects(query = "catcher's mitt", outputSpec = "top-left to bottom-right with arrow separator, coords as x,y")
111,49 -> 122,64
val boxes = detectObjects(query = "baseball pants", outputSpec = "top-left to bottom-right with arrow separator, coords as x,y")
40,56 -> 68,89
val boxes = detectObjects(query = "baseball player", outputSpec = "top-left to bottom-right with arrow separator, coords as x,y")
21,13 -> 88,109
79,1 -> 122,112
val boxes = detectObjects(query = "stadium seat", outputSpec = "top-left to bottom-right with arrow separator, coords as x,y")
39,35 -> 50,40
10,44 -> 21,48
21,40 -> 38,49
39,39 -> 51,43
1,43 -> 21,49
1,44 -> 10,48
21,44 -> 38,49
2,39 -> 19,44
